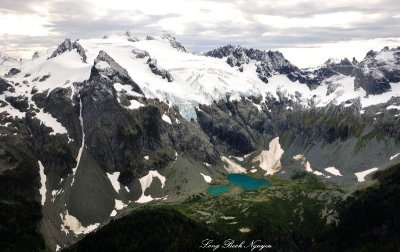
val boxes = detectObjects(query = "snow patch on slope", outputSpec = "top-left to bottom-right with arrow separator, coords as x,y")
221,156 -> 247,174
110,210 -> 117,217
390,153 -> 400,160
38,161 -> 47,205
200,173 -> 212,183
161,114 -> 172,124
71,98 -> 85,186
355,168 -> 379,182
325,167 -> 343,176
114,199 -> 127,210
293,154 -> 332,178
113,83 -> 143,97
387,105 -> 400,110
34,109 -> 68,135
106,172 -> 121,193
60,210 -> 99,235
252,137 -> 284,175
136,170 -> 166,203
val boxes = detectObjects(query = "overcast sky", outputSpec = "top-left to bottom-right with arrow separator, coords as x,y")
0,0 -> 399,67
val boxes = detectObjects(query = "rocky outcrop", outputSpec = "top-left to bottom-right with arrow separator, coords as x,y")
0,117 -> 45,250
353,69 -> 391,94
32,51 -> 40,60
132,48 -> 149,59
5,95 -> 29,112
0,52 -> 17,64
206,45 -> 300,84
79,51 -> 216,180
207,45 -> 400,95
158,33 -> 187,52
124,31 -> 139,42
147,58 -> 173,82
0,78 -> 12,94
48,39 -> 88,63
324,58 -> 354,76
131,48 -> 174,82
288,67 -> 338,89
146,33 -> 187,52
353,46 -> 400,94
93,50 -> 143,94
4,68 -> 21,78
207,45 -> 297,71
196,99 -> 258,155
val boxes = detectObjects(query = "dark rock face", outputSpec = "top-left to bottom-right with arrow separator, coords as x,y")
132,48 -> 149,59
42,87 -> 82,143
163,106 -> 219,164
196,94 -> 364,154
353,46 -> 400,94
131,48 -> 173,82
38,74 -> 51,82
48,39 -> 88,63
5,95 -> 29,112
4,68 -> 21,78
226,47 -> 250,67
27,115 -> 76,176
79,51 -> 217,178
196,99 -> 258,155
147,58 -> 174,82
353,69 -> 391,94
206,45 -> 303,85
80,52 -> 145,175
93,50 -> 143,94
73,42 -> 87,63
207,45 -> 400,96
206,45 -> 298,76
31,90 -> 48,108
25,87 -> 79,176
288,67 -> 338,90
81,86 -> 145,177
32,51 -> 40,60
0,78 -> 12,94
146,33 -> 187,52
325,58 -> 355,76
158,33 -> 187,52
124,31 -> 139,42
0,119 -> 45,250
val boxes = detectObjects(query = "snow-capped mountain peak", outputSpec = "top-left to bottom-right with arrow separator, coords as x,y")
0,52 -> 17,64
1,34 -> 399,120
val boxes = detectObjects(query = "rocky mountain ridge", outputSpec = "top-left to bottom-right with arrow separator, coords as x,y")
206,44 -> 400,95
0,32 -> 399,251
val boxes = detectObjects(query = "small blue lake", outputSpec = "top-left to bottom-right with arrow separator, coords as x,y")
208,184 -> 230,196
208,174 -> 272,196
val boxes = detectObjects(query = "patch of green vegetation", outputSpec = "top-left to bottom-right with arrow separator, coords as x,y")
68,163 -> 400,252
167,173 -> 341,251
317,162 -> 400,251
290,170 -> 326,191
65,208 -> 220,252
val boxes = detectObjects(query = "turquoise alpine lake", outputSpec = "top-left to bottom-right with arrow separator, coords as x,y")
207,184 -> 231,196
208,174 -> 272,196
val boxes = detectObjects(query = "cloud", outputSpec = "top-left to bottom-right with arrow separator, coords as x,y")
0,0 -> 52,13
0,0 -> 399,67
